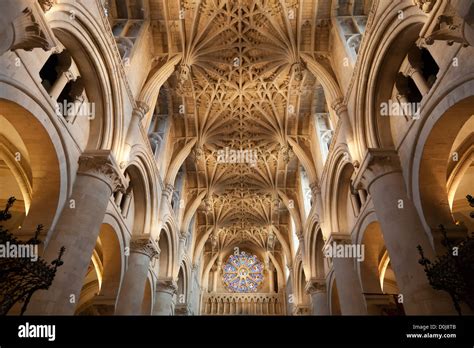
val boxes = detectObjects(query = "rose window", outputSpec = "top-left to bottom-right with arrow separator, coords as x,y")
222,251 -> 264,293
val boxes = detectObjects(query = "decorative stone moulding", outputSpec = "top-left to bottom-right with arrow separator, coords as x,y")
419,0 -> 474,47
1,1 -> 58,55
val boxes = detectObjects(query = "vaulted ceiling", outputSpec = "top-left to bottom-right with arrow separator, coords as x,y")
148,0 -> 335,256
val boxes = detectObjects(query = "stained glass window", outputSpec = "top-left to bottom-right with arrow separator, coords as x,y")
222,251 -> 264,293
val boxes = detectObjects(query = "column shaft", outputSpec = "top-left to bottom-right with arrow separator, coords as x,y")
332,257 -> 367,315
28,151 -> 122,315
115,238 -> 159,315
354,149 -> 454,314
369,171 -> 452,314
153,280 -> 177,315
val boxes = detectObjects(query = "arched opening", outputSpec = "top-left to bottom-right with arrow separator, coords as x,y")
335,163 -> 358,234
117,165 -> 148,236
141,277 -> 152,315
158,228 -> 171,279
0,100 -> 61,240
49,28 -> 110,150
372,22 -> 424,148
330,279 -> 341,315
312,229 -> 325,278
105,0 -> 146,59
295,261 -> 311,315
175,266 -> 188,315
75,224 -> 122,315
360,221 -> 404,315
418,97 -> 474,252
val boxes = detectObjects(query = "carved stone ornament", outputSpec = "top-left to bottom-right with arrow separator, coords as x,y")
305,278 -> 326,294
10,7 -> 52,52
78,151 -> 125,193
130,237 -> 160,259
352,148 -> 402,193
156,279 -> 178,295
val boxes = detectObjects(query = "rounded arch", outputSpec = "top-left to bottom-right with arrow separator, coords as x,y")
294,257 -> 310,308
353,210 -> 403,315
0,96 -> 66,244
327,270 -> 341,315
47,2 -> 125,152
122,151 -> 156,236
411,84 -> 474,246
306,223 -> 326,280
75,222 -> 124,315
141,274 -> 153,315
176,264 -> 188,310
354,3 -> 427,152
324,144 -> 356,234
157,219 -> 176,279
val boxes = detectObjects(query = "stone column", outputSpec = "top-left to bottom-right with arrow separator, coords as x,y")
178,234 -> 187,262
211,265 -> 218,293
153,279 -> 177,315
162,183 -> 174,202
126,102 -> 149,146
305,278 -> 329,315
115,237 -> 160,315
407,67 -> 429,95
310,182 -> 323,220
357,188 -> 367,204
353,149 -> 454,314
120,191 -> 132,217
114,190 -> 123,206
407,48 -> 430,95
0,0 -> 56,55
332,99 -> 358,162
326,234 -> 367,315
27,150 -> 124,315
50,69 -> 73,101
267,263 -> 275,293
123,101 -> 149,163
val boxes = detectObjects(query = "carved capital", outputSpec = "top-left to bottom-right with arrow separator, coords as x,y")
309,182 -> 321,197
133,101 -> 150,120
38,0 -> 54,12
9,6 -> 54,52
352,148 -> 401,193
78,150 -> 125,193
156,279 -> 178,295
421,0 -> 474,47
325,232 -> 352,247
413,0 -> 437,13
6,1 -> 57,54
331,97 -> 347,117
130,237 -> 160,259
305,278 -> 326,294
162,184 -> 174,200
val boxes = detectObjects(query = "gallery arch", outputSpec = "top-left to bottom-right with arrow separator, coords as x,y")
0,100 -> 62,243
75,223 -> 123,315
416,95 -> 474,252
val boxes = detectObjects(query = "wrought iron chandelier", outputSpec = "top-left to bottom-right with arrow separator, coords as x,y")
0,197 -> 65,315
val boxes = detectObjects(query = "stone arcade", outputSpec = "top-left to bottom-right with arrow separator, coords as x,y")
0,0 -> 473,316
